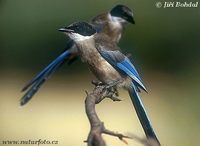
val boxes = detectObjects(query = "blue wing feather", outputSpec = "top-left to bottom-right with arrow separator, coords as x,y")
98,47 -> 159,144
98,47 -> 159,143
119,57 -> 142,81
117,58 -> 147,91
99,48 -> 147,92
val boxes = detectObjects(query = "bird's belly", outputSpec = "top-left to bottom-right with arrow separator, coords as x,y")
78,41 -> 122,84
90,58 -> 122,84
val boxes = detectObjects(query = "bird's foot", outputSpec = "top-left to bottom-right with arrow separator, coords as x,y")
94,84 -> 121,103
91,80 -> 104,86
95,89 -> 121,103
92,79 -> 122,103
101,81 -> 122,102
107,94 -> 121,102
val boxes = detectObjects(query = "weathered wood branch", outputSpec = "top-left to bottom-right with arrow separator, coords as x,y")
84,81 -> 159,146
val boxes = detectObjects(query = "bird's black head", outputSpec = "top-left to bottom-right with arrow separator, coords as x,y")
58,22 -> 96,37
110,4 -> 135,24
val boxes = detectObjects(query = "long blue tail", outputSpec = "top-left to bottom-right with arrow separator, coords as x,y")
128,83 -> 160,145
20,50 -> 71,106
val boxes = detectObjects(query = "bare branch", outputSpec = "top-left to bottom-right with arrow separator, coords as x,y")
84,83 -> 156,146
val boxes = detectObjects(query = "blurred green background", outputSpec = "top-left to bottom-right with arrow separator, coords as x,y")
0,0 -> 200,146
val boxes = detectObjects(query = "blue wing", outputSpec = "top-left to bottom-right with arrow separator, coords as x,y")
98,47 -> 161,144
20,50 -> 71,106
98,48 -> 147,92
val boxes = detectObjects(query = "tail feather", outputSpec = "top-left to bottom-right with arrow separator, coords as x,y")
128,83 -> 160,145
20,75 -> 46,106
20,50 -> 70,106
22,51 -> 70,92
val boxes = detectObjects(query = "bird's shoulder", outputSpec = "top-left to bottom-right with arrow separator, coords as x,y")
94,33 -> 125,62
91,13 -> 109,24
94,33 -> 119,51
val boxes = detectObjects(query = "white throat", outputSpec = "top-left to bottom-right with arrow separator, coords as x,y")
108,13 -> 126,28
67,33 -> 94,42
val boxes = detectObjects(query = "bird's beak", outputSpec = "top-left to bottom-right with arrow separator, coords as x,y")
58,27 -> 74,33
128,16 -> 135,24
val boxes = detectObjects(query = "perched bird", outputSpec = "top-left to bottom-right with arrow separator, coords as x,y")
92,4 -> 135,43
20,4 -> 135,106
58,22 -> 160,145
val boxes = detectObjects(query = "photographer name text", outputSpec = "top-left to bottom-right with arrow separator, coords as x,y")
164,1 -> 198,8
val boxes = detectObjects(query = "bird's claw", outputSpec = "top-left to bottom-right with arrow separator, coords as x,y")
108,95 -> 121,102
93,80 -> 122,103
102,83 -> 121,102
92,80 -> 103,86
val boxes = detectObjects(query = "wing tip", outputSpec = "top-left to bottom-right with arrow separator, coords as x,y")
141,84 -> 148,93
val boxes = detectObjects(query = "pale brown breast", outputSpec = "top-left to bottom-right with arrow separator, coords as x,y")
77,39 -> 121,84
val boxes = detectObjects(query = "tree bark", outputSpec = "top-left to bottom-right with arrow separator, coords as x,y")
84,82 -> 159,146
